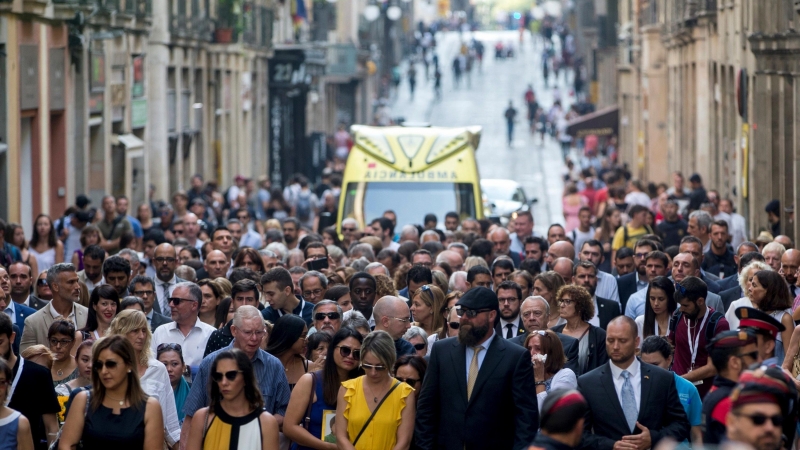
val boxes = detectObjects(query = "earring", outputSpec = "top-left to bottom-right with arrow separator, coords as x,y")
127,370 -> 131,373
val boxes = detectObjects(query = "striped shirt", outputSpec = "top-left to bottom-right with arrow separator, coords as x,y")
182,341 -> 290,418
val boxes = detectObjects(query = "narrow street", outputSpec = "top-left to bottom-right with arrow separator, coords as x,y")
390,30 -> 569,235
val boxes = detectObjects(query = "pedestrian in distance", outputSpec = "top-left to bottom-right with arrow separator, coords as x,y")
505,101 -> 518,147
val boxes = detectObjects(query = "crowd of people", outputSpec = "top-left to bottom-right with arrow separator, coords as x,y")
0,163 -> 798,450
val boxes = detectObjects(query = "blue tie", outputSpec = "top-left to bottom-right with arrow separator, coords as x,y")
621,370 -> 638,432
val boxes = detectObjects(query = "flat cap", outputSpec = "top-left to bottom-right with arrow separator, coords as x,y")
456,287 -> 499,311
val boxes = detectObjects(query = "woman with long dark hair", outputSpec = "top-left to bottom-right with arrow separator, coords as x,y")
186,349 -> 280,449
285,327 -> 364,449
80,285 -> 120,340
636,276 -> 676,346
29,214 -> 64,273
266,188 -> 292,220
747,270 -> 794,363
234,247 -> 267,274
197,279 -> 223,328
58,335 -> 164,450
322,226 -> 346,252
266,314 -> 310,391
7,222 -> 38,275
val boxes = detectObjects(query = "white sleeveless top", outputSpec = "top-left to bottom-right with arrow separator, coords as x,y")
29,247 -> 56,273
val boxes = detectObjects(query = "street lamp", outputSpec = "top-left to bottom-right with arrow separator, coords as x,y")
363,5 -> 381,21
386,5 -> 402,20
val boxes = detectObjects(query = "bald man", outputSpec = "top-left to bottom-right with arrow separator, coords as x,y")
437,250 -> 465,272
153,243 -> 186,316
775,235 -> 794,250
780,249 -> 800,298
373,296 -> 416,357
553,257 -> 574,284
509,296 -> 580,373
204,250 -> 231,279
490,228 -> 521,267
545,241 -> 576,271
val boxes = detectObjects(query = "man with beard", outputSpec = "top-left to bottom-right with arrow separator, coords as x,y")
578,316 -> 690,450
494,280 -> 524,339
616,239 -> 658,311
77,244 -> 106,294
415,287 -> 538,450
283,217 -> 301,250
668,276 -> 729,397
725,368 -> 795,450
21,263 -> 88,351
311,300 -> 342,335
0,312 -> 60,450
572,261 -> 620,330
152,243 -> 186,317
702,221 -> 737,279
623,252 -> 670,319
349,272 -> 377,328
779,248 -> 800,298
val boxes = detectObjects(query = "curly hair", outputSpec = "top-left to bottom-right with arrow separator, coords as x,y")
375,274 -> 398,299
556,285 -> 594,323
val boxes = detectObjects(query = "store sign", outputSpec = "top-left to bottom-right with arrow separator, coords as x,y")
269,49 -> 309,88
132,98 -> 147,129
132,55 -> 145,98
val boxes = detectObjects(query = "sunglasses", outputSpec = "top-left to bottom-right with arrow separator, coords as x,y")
396,377 -> 420,385
314,312 -> 341,321
674,282 -> 688,297
93,360 -> 120,371
735,412 -> 783,427
449,322 -> 460,329
169,297 -> 197,306
37,279 -> 48,286
211,370 -> 243,383
157,343 -> 183,353
455,307 -> 493,318
361,363 -> 387,371
412,343 -> 426,351
337,345 -> 361,360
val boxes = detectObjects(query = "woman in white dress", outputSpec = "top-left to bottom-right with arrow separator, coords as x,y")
725,261 -> 772,328
28,214 -> 63,273
108,309 -> 182,447
635,276 -> 676,348
524,329 -> 577,414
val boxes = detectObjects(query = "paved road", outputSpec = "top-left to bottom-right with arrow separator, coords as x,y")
389,30 -> 570,235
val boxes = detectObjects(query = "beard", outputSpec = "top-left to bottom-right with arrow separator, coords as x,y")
2,346 -> 11,361
458,321 -> 490,347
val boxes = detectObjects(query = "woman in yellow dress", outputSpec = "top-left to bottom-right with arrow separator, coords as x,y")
335,330 -> 415,450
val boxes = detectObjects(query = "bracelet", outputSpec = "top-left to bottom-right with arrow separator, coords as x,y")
534,381 -> 546,386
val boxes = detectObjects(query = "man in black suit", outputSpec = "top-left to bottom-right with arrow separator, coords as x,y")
130,275 -> 173,332
578,316 -> 690,450
780,249 -> 800,298
616,240 -> 658,311
716,244 -> 760,292
510,296 -> 579,373
495,280 -> 526,339
574,261 -> 620,330
416,287 -> 538,450
490,228 -> 521,268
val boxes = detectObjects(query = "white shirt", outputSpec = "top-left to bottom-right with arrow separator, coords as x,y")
596,271 -> 620,303
728,213 -> 748,250
499,318 -> 520,338
625,288 -> 648,319
3,301 -> 16,325
588,297 -> 601,327
49,302 -> 76,323
465,331 -> 496,379
141,358 -> 181,445
609,358 -> 642,409
536,368 -> 577,414
22,296 -> 30,307
155,275 -> 179,316
725,297 -> 752,329
83,276 -> 104,294
150,318 -> 216,369
387,241 -> 401,251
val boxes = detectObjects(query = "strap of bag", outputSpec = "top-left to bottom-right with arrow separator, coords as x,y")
303,372 -> 317,430
352,381 -> 401,446
102,215 -> 124,240
202,407 -> 212,444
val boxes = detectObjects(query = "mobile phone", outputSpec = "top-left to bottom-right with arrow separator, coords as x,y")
308,257 -> 329,271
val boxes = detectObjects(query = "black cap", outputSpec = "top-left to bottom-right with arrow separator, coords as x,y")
689,173 -> 702,183
76,194 -> 91,209
456,287 -> 499,311
765,199 -> 781,215
74,208 -> 96,223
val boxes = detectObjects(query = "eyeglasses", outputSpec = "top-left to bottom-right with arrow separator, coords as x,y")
342,227 -> 356,232
93,360 -> 120,371
236,215 -> 249,220
169,297 -> 197,306
634,252 -> 649,259
211,370 -> 243,383
412,343 -> 426,351
239,329 -> 267,339
49,338 -> 75,348
455,307 -> 492,318
448,322 -> 460,329
174,230 -> 185,235
734,412 -> 783,427
134,290 -> 154,297
396,377 -> 420,385
37,279 -> 48,286
674,282 -> 688,297
154,257 -> 177,264
559,298 -> 574,306
498,297 -> 519,304
157,343 -> 183,353
314,312 -> 341,321
389,317 -> 411,323
361,363 -> 387,371
303,289 -> 324,298
337,345 -> 361,360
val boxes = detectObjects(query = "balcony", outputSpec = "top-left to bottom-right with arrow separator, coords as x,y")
214,1 -> 273,49
51,0 -> 151,17
640,0 -> 659,27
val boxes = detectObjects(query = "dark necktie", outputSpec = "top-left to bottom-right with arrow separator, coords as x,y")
505,323 -> 514,339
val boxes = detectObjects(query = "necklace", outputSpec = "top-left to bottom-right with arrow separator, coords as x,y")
106,395 -> 125,406
57,369 -> 63,376
365,379 -> 390,403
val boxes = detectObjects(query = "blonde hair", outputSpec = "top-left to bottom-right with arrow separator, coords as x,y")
739,261 -> 772,298
108,309 -> 152,367
265,219 -> 282,231
464,256 -> 489,270
213,277 -> 233,297
414,285 -> 446,333
21,345 -> 54,369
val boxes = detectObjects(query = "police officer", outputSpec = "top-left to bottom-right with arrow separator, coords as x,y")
735,306 -> 786,366
527,389 -> 588,450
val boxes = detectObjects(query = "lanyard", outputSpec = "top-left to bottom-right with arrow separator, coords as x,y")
6,358 -> 24,406
686,311 -> 710,370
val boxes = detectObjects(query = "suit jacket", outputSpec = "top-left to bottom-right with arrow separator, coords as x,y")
495,316 -> 526,339
10,303 -> 36,354
152,276 -> 187,315
28,295 -> 49,310
20,302 -> 89,352
578,361 -> 690,450
716,273 -> 740,292
596,296 -> 621,330
509,331 -> 580,374
149,310 -> 174,332
551,323 -> 608,376
616,273 -> 639,312
508,252 -> 521,268
720,286 -> 744,313
415,336 -> 539,450
701,272 -> 721,293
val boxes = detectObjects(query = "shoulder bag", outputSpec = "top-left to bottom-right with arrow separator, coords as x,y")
352,380 -> 401,446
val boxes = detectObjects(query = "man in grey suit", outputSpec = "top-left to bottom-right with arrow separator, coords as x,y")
130,274 -> 173,332
21,263 -> 89,352
152,243 -> 186,317
509,296 -> 580,373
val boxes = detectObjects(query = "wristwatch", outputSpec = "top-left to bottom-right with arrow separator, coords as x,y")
534,381 -> 546,386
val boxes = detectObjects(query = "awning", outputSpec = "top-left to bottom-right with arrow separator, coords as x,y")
566,105 -> 619,138
111,134 -> 145,158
